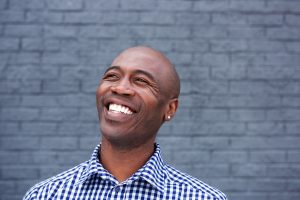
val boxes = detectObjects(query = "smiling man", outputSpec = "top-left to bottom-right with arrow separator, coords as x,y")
24,46 -> 227,200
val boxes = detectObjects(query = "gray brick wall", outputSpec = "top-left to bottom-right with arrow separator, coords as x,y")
0,0 -> 299,199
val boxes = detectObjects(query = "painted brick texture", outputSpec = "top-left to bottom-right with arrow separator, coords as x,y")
0,0 -> 300,199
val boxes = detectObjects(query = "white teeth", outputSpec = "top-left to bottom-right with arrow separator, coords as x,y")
109,103 -> 133,115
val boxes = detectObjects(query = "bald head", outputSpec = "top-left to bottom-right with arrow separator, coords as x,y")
112,46 -> 180,99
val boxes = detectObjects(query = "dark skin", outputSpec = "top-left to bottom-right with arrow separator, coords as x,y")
96,46 -> 180,182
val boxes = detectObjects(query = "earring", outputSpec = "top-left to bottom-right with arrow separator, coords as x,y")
167,116 -> 171,119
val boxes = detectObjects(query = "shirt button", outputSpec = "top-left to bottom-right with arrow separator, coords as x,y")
115,186 -> 121,192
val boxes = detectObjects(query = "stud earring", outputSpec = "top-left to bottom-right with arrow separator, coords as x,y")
167,116 -> 171,119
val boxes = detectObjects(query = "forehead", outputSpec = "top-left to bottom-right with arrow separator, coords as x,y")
110,49 -> 169,77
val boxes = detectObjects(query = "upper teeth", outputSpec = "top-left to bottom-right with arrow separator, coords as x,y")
109,104 -> 133,115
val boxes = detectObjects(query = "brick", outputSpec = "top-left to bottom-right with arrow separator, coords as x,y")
43,80 -> 80,93
171,121 -> 245,135
0,80 -> 41,94
209,95 -> 281,108
42,53 -> 79,65
211,39 -> 248,52
175,13 -> 210,25
212,151 -> 247,163
157,1 -> 192,11
22,38 -> 60,51
0,122 -> 19,135
4,25 -> 42,37
44,25 -> 78,38
0,137 -> 39,150
286,42 -> 300,53
264,53 -> 300,66
191,137 -> 229,150
9,0 -> 44,10
79,108 -> 98,122
0,11 -> 24,22
2,65 -> 58,80
173,40 -> 209,53
21,122 -> 57,135
57,94 -> 95,107
60,67 -> 101,80
288,180 -> 300,191
194,53 -> 230,68
193,0 -> 229,12
102,12 -> 140,24
247,122 -> 285,135
21,95 -> 58,107
228,27 -> 265,39
190,108 -> 228,121
25,11 -> 63,23
231,52 -> 264,68
79,136 -> 100,150
247,179 -> 286,191
247,66 -> 300,80
248,14 -> 283,25
288,151 -> 300,162
117,25 -> 156,38
267,165 -> 300,178
84,0 -> 119,10
247,40 -> 285,52
46,0 -> 82,11
230,137 -> 300,149
250,150 -> 286,163
286,122 -> 300,134
120,0 -> 155,10
64,12 -> 102,24
0,181 -> 15,194
155,26 -> 191,38
0,167 -> 39,180
174,151 -> 210,164
40,137 -> 77,150
232,164 -> 266,177
79,26 -> 118,38
0,108 -> 39,121
267,109 -> 300,121
189,80 -> 228,94
211,66 -> 246,79
192,26 -> 228,38
286,14 -> 300,26
58,122 -> 98,135
140,12 -> 175,25
0,94 -> 20,106
266,0 -> 300,13
212,13 -> 248,25
40,108 -> 78,121
267,27 -> 300,39
176,66 -> 209,80
193,164 -> 229,177
230,0 -> 266,11
230,81 -> 300,95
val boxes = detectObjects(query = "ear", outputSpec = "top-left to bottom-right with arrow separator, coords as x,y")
164,98 -> 178,121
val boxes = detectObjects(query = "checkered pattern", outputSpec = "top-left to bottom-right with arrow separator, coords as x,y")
23,144 -> 227,200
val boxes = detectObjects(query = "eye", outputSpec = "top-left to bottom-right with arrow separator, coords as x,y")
103,73 -> 119,81
134,77 -> 149,85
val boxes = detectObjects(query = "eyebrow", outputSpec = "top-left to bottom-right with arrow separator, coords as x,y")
104,66 -> 157,82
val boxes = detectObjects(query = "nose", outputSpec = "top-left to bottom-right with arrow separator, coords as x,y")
110,79 -> 135,96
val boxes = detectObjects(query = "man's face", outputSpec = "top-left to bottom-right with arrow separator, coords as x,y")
96,49 -> 170,148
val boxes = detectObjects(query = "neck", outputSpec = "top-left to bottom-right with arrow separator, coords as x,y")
99,139 -> 155,183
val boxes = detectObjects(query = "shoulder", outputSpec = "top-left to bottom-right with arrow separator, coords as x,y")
164,164 -> 227,200
23,162 -> 88,200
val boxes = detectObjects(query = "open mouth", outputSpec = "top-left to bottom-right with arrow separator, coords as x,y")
108,103 -> 134,115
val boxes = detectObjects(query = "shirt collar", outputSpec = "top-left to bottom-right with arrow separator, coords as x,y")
76,143 -> 166,193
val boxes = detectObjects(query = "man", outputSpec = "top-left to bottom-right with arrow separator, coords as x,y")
24,46 -> 227,200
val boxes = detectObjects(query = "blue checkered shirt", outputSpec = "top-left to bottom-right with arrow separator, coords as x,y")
24,144 -> 227,200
